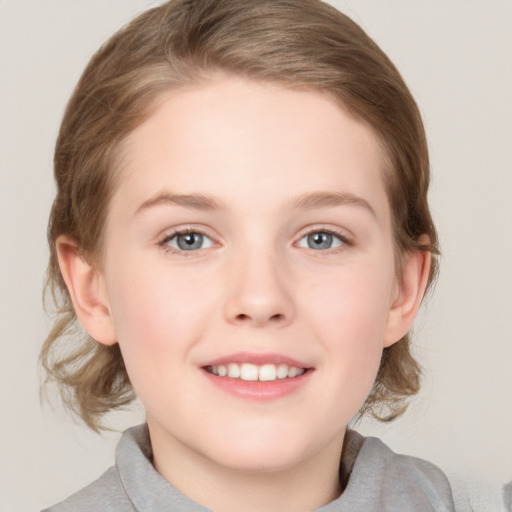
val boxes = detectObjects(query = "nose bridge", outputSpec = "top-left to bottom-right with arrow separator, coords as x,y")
224,241 -> 294,327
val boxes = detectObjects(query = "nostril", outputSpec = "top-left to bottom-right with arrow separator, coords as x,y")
234,312 -> 285,323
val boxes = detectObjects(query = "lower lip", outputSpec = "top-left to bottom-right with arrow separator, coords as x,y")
201,369 -> 312,401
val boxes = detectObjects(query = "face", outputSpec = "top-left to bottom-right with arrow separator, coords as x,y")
99,77 -> 404,475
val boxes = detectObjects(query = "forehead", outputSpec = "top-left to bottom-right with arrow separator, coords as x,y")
114,77 -> 389,220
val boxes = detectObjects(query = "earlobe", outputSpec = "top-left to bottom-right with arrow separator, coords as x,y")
56,235 -> 117,346
384,241 -> 432,348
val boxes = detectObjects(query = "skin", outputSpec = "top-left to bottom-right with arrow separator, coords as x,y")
58,77 -> 430,512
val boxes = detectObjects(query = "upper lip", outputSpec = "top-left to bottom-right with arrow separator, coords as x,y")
201,352 -> 312,369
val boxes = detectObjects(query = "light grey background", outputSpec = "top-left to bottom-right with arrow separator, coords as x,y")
1,1 -> 511,511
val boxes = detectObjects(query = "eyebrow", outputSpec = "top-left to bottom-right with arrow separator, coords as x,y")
135,193 -> 226,215
135,190 -> 375,216
290,191 -> 376,217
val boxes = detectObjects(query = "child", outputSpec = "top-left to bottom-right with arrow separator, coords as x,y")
40,0 -> 455,510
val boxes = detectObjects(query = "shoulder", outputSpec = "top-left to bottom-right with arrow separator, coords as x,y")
368,435 -> 453,502
335,431 -> 455,512
41,466 -> 135,512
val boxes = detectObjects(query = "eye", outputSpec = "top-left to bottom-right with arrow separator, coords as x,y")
164,231 -> 214,251
297,231 -> 345,250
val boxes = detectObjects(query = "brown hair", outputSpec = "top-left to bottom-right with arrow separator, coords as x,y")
41,0 -> 439,431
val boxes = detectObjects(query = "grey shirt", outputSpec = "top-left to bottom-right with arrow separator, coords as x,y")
503,481 -> 512,511
43,424 -> 455,511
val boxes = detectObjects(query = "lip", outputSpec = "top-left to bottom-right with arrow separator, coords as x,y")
202,369 -> 312,400
200,352 -> 314,401
201,352 -> 311,368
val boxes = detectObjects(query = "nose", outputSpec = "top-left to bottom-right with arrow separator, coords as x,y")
223,250 -> 295,328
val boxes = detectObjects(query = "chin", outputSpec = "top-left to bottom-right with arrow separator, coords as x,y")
210,445 -> 310,474
199,426 -> 328,474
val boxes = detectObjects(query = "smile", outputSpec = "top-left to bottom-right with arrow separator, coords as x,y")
206,363 -> 306,382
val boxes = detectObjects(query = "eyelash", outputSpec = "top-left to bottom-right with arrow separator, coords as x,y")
158,227 -> 215,257
157,227 -> 353,256
297,227 -> 352,253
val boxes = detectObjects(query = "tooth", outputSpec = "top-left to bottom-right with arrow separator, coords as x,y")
276,364 -> 289,379
259,364 -> 277,381
288,366 -> 301,378
210,362 -> 305,380
227,363 -> 240,378
240,363 -> 259,381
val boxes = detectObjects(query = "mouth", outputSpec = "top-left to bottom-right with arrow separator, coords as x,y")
200,352 -> 315,402
204,362 -> 307,382
200,354 -> 313,400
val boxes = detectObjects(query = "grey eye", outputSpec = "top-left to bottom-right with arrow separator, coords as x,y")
168,232 -> 214,251
298,231 -> 343,250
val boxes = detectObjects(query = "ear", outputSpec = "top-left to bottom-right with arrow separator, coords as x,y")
56,235 -> 117,346
384,239 -> 432,348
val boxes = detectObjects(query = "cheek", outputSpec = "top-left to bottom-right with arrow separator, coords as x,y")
302,262 -> 395,389
305,260 -> 394,336
105,262 -> 216,377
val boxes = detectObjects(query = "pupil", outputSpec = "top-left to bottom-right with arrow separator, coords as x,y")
308,232 -> 332,249
178,233 -> 203,250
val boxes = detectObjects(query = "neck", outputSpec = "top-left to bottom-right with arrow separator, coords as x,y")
149,426 -> 345,512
